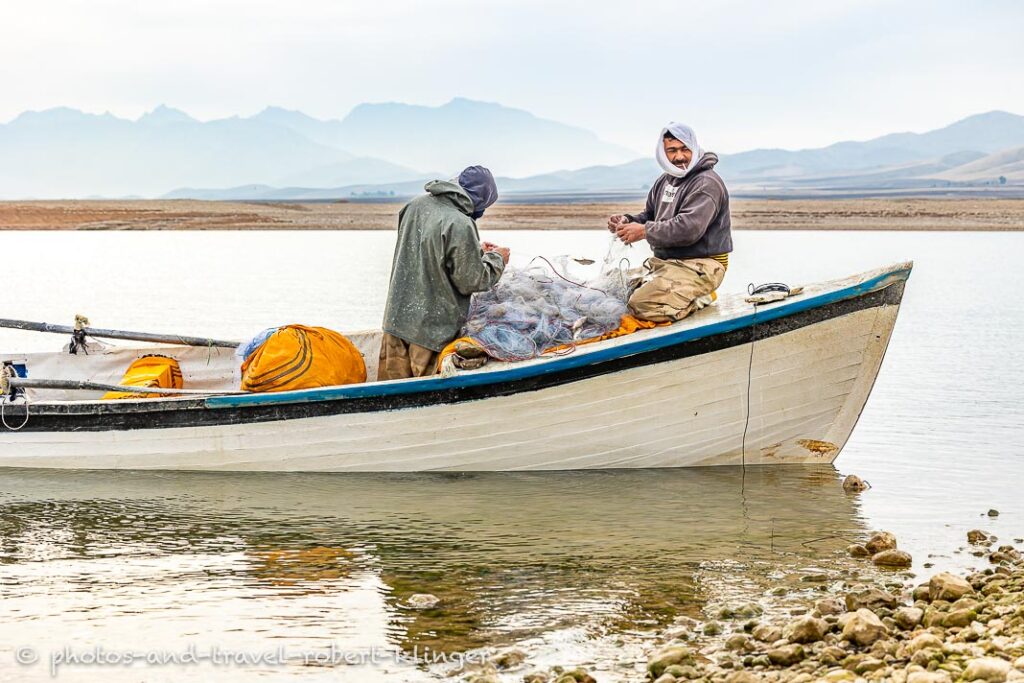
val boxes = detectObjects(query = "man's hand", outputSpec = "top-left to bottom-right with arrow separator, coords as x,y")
607,215 -> 628,232
616,222 -> 646,245
484,242 -> 510,264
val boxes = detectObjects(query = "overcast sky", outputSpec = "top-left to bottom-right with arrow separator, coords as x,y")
2,0 -> 1021,154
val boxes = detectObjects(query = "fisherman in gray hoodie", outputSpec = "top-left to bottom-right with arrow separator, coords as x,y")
608,123 -> 732,322
379,166 -> 509,381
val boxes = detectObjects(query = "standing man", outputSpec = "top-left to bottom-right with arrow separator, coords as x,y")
608,122 -> 732,322
379,166 -> 510,381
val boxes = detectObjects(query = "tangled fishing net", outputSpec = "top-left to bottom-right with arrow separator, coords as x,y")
462,237 -> 638,361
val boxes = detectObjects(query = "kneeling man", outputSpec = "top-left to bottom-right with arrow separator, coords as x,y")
608,122 -> 732,322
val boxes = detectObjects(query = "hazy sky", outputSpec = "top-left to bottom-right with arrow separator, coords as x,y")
2,0 -> 1021,154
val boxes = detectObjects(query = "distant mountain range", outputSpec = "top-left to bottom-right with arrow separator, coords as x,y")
159,110 -> 1024,199
2,103 -> 1023,200
0,99 -> 638,199
253,99 -> 639,177
719,111 -> 1024,180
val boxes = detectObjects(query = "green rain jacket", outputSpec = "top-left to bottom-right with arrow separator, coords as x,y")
382,180 -> 506,352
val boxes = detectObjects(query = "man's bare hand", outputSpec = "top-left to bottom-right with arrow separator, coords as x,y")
484,242 -> 510,264
616,223 -> 646,245
607,215 -> 628,232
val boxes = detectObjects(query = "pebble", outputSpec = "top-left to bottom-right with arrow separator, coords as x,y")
907,672 -> 952,683
724,634 -> 752,652
969,529 -> 991,544
406,593 -> 440,609
963,657 -> 1012,682
607,537 -> 1024,683
842,609 -> 888,646
842,474 -> 869,492
873,549 -> 914,568
766,643 -> 805,666
865,531 -> 898,554
783,615 -> 830,644
752,624 -> 783,643
894,606 -> 925,629
489,650 -> 526,670
846,586 -> 898,611
929,572 -> 974,601
904,633 -> 944,655
942,607 -> 977,627
724,672 -> 761,683
816,597 -> 846,615
647,646 -> 696,678
702,621 -> 723,636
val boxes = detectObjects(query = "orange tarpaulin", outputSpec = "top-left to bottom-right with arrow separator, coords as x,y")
102,355 -> 184,400
436,314 -> 668,371
241,325 -> 366,393
544,314 -> 668,354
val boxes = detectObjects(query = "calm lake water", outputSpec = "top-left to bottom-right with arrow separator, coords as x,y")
0,229 -> 1022,681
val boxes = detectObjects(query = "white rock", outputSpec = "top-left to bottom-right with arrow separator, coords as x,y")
904,632 -> 944,654
894,606 -> 925,629
406,593 -> 440,609
907,672 -> 952,683
929,572 -> 973,601
841,608 -> 888,646
963,657 -> 1012,683
783,614 -> 830,644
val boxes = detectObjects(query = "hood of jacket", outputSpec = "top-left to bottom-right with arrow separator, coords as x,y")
686,152 -> 719,177
424,179 -> 475,216
657,122 -> 706,178
457,165 -> 499,219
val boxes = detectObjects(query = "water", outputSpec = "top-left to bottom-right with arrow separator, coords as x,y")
1,229 -> 1023,681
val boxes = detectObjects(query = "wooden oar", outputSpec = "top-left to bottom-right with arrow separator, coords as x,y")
0,318 -> 240,348
5,376 -> 245,396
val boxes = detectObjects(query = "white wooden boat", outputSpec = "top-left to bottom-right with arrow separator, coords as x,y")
0,262 -> 911,471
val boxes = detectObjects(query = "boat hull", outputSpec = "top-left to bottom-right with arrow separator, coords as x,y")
0,268 -> 907,471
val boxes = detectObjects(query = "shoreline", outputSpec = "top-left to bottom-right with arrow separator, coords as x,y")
463,526 -> 1024,683
1,198 -> 1024,231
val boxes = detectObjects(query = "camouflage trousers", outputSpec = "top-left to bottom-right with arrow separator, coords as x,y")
628,257 -> 726,323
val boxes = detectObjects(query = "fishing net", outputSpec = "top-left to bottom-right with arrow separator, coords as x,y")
462,237 -> 639,362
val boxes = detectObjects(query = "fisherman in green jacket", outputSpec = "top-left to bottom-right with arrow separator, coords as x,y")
379,166 -> 509,381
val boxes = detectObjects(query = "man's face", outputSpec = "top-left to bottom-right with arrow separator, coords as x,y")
664,138 -> 693,169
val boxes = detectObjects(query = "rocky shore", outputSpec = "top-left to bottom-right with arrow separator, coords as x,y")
464,527 -> 1024,683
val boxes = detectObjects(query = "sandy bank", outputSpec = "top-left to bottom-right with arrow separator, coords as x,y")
1,198 -> 1024,231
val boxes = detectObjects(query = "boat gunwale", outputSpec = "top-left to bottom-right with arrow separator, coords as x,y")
206,262 -> 912,408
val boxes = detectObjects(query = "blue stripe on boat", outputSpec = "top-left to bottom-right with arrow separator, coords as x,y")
207,266 -> 912,409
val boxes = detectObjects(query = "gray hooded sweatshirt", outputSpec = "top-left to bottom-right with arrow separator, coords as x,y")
382,180 -> 505,352
625,153 -> 733,260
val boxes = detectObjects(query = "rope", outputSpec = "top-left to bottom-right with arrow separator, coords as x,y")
527,255 -> 612,296
0,397 -> 30,431
69,314 -> 90,355
740,297 -> 758,470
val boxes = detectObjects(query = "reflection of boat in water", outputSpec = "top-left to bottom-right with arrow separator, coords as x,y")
0,467 -> 867,657
0,262 -> 910,471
